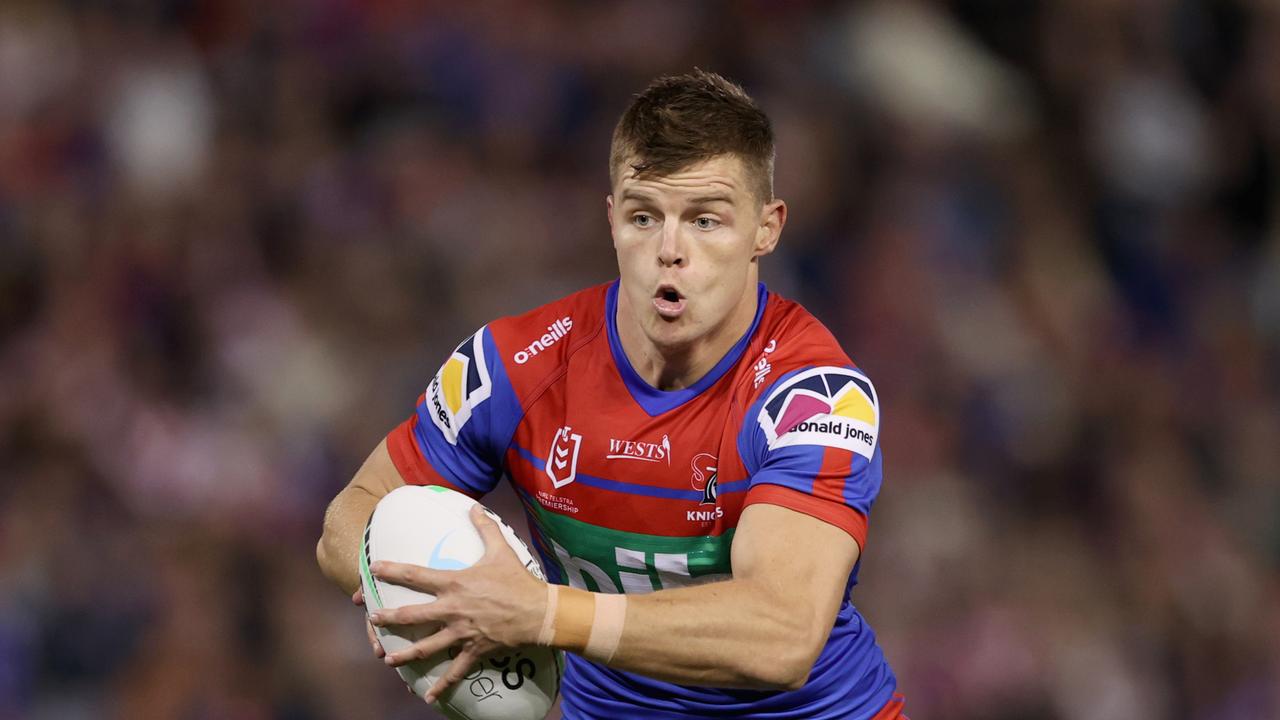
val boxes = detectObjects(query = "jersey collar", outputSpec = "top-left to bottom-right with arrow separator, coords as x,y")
605,280 -> 768,417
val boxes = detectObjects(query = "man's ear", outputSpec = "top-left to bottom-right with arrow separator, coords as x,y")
606,194 -> 615,231
754,199 -> 787,258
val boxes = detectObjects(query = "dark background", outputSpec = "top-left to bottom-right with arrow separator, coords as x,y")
1,1 -> 1277,719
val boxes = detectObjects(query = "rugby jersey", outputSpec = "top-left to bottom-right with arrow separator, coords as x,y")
386,281 -> 898,719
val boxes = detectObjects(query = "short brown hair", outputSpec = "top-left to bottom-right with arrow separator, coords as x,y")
610,69 -> 775,202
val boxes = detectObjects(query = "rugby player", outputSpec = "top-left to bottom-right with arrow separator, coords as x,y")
318,70 -> 905,719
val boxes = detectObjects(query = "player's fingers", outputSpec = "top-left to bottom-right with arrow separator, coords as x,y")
471,505 -> 509,560
385,626 -> 458,668
365,618 -> 385,658
369,600 -> 448,628
351,587 -> 364,606
370,560 -> 450,592
424,645 -> 481,704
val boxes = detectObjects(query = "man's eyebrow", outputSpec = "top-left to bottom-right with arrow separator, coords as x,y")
617,190 -> 736,205
689,194 -> 735,205
618,190 -> 654,203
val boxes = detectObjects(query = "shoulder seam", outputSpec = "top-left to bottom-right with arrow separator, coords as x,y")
478,326 -> 531,476
498,311 -> 606,461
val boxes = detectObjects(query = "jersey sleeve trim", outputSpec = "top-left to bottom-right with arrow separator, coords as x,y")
742,483 -> 868,550
386,416 -> 483,499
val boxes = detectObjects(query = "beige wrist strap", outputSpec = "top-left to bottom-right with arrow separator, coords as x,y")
583,593 -> 627,664
536,584 -> 558,646
536,585 -> 627,664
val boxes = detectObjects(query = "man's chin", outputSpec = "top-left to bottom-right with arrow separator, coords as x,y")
643,316 -> 697,351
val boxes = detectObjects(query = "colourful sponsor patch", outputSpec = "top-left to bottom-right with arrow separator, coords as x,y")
757,367 -> 879,459
426,329 -> 492,444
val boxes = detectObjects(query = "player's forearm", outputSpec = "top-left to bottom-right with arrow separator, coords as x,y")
319,439 -> 407,595
562,578 -> 825,690
317,486 -> 380,595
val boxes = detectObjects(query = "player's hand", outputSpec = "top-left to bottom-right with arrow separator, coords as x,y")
351,587 -> 385,659
369,505 -> 547,704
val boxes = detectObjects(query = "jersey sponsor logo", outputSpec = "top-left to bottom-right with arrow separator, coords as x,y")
687,453 -> 721,522
757,367 -> 879,459
605,434 -> 671,464
513,316 -> 573,364
546,426 -> 582,489
427,329 -> 492,445
753,338 -> 778,388
550,538 -> 731,595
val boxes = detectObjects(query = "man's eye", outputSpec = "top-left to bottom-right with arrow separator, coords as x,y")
694,217 -> 719,230
633,214 -> 655,228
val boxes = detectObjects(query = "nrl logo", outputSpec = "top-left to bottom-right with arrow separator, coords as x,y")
546,426 -> 582,489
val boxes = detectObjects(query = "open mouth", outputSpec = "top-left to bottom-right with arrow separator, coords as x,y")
653,285 -> 686,318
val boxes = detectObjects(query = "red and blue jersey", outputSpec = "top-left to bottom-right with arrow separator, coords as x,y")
387,281 -> 900,719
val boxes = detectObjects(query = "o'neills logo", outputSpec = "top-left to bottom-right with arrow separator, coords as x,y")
514,316 -> 573,364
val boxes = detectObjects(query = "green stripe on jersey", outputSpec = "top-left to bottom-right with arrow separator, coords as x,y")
524,500 -> 734,594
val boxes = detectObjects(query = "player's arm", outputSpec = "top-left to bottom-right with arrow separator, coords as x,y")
369,499 -> 860,694
601,500 -> 859,688
320,326 -> 509,596
316,438 -> 406,596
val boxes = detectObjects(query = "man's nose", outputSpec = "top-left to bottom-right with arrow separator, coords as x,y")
657,222 -> 685,267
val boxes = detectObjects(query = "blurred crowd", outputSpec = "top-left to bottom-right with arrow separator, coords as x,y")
1,1 -> 1277,719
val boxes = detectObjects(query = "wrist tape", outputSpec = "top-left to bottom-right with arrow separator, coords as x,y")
536,584 -> 627,664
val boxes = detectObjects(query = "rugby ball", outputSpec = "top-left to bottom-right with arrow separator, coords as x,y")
360,485 -> 561,720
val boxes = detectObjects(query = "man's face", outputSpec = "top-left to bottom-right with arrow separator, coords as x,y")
608,154 -> 784,353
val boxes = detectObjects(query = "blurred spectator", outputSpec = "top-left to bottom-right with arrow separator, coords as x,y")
0,2 -> 1276,719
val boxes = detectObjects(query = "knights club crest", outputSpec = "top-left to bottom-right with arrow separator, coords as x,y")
546,426 -> 582,489
690,453 -> 718,505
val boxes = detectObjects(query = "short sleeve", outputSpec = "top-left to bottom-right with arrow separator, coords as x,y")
385,327 -> 524,498
737,366 -> 883,549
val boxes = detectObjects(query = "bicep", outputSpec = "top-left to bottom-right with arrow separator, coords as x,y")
731,503 -> 860,636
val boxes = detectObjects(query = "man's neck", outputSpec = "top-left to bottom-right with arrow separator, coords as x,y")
615,284 -> 758,392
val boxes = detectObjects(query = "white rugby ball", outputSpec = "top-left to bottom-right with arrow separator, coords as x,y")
360,485 -> 561,720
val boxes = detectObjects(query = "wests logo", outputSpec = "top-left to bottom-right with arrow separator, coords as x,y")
427,329 -> 492,445
757,367 -> 879,459
606,435 -> 671,464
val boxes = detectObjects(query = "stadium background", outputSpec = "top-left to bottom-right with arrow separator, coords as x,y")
1,1 -> 1278,718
